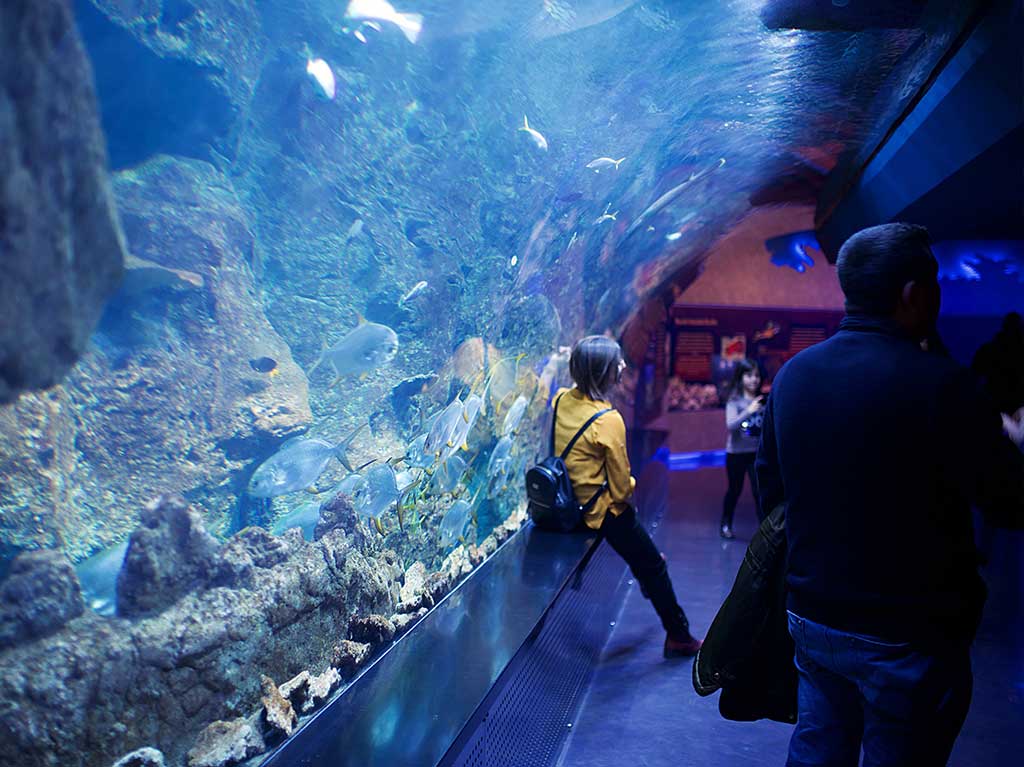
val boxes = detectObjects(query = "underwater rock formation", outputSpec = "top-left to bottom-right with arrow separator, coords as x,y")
75,0 -> 265,169
0,494 -> 397,767
112,747 -> 167,767
186,718 -> 264,767
259,674 -> 296,740
117,496 -> 221,618
0,0 -> 126,404
0,155 -> 312,558
0,549 -> 84,649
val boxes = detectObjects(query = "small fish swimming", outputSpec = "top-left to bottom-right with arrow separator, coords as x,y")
518,115 -> 548,151
352,21 -> 382,44
624,157 -> 725,239
586,157 -> 625,172
438,496 -> 475,547
271,499 -> 322,540
594,203 -> 618,225
249,425 -> 366,497
307,319 -> 399,381
425,398 -> 465,458
333,471 -> 365,497
306,58 -> 336,100
249,356 -> 279,374
345,0 -> 423,44
395,469 -> 418,494
432,454 -> 467,495
76,540 -> 129,616
351,462 -> 400,522
342,219 -> 365,253
404,434 -> 433,469
444,394 -> 483,460
502,394 -> 529,436
398,280 -> 428,306
487,435 -> 514,478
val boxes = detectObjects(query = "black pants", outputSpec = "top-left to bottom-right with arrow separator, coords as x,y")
600,506 -> 691,639
722,451 -> 760,529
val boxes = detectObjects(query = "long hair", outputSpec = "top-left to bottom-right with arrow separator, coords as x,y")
569,335 -> 623,401
726,359 -> 761,402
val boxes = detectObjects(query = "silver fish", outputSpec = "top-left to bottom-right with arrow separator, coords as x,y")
249,425 -> 365,497
76,540 -> 129,616
623,157 -> 725,239
594,203 -> 618,224
586,156 -> 625,172
345,0 -> 423,44
306,58 -> 336,100
352,462 -> 400,520
444,393 -> 483,460
404,433 -> 433,469
438,497 -> 474,547
398,280 -> 428,305
333,472 -> 365,497
308,321 -> 399,380
346,218 -> 364,241
432,454 -> 467,495
271,499 -> 322,541
487,435 -> 514,478
502,395 -> 529,436
395,469 -> 418,493
518,115 -> 548,151
425,398 -> 464,458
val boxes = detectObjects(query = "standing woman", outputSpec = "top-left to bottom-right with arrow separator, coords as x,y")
720,359 -> 765,539
553,335 -> 702,657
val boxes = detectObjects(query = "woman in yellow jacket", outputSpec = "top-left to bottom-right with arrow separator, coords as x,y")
553,336 -> 703,657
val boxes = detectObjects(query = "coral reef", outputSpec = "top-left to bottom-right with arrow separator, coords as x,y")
0,0 -> 125,403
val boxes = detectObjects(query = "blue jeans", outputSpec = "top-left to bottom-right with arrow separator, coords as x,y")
786,612 -> 972,767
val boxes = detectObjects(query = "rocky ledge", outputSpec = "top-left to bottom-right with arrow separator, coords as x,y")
0,494 -> 525,767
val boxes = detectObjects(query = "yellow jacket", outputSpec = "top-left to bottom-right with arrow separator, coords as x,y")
552,387 -> 636,530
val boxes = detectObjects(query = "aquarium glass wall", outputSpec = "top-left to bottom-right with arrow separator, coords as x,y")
0,1 -> 979,765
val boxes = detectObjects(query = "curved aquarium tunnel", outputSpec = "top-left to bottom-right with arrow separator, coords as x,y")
0,1 -> 1020,766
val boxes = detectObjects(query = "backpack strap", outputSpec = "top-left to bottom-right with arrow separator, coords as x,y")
559,407 -> 612,461
549,392 -> 565,456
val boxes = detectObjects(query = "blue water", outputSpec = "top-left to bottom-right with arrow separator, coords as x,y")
0,2 -> 984,764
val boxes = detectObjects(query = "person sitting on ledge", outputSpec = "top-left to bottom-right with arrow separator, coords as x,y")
554,335 -> 703,658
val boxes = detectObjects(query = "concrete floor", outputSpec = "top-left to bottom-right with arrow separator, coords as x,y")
556,468 -> 1024,767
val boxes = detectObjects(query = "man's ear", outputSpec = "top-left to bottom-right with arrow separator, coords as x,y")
901,280 -> 917,307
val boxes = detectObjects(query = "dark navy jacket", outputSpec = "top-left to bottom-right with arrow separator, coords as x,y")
756,314 -> 1024,645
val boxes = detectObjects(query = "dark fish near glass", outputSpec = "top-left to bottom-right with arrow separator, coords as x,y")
249,356 -> 279,374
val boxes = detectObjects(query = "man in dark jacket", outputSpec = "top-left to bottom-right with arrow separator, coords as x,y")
756,223 -> 1024,767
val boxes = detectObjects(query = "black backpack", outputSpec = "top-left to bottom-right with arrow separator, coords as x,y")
525,394 -> 611,532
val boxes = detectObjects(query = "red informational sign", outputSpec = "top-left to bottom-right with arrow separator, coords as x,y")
666,305 -> 844,412
721,334 -> 747,361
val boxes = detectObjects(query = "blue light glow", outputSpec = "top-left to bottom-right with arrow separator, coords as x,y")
932,240 -> 1024,316
765,230 -> 821,273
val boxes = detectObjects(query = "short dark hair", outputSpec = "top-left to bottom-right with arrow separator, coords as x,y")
836,223 -> 936,315
570,335 -> 623,400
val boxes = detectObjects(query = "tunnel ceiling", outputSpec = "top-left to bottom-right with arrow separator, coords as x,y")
76,0 -> 985,335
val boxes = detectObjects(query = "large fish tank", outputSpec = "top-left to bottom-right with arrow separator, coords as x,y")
0,1 -> 980,765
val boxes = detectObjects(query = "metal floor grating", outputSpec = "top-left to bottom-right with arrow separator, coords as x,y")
440,533 -> 630,767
